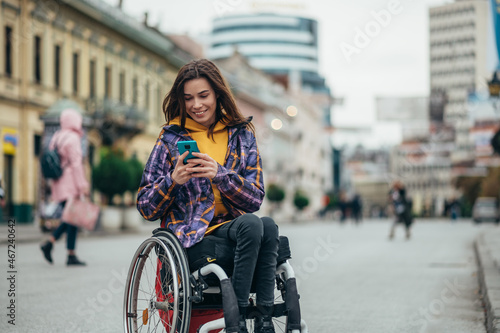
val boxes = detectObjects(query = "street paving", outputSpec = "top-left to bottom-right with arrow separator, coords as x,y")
0,218 -> 495,332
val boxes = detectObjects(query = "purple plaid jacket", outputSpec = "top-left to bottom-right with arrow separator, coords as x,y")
136,120 -> 265,248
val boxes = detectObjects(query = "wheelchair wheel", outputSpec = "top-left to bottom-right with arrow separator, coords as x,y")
124,236 -> 192,332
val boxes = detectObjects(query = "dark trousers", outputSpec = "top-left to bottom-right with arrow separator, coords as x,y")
52,201 -> 78,250
211,213 -> 279,308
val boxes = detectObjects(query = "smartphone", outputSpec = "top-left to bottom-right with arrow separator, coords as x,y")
177,140 -> 200,164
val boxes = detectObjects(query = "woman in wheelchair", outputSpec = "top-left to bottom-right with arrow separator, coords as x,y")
136,59 -> 279,333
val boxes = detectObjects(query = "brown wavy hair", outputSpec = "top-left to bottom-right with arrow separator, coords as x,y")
162,59 -> 254,137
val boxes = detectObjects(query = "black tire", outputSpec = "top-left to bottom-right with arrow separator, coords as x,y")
124,236 -> 192,332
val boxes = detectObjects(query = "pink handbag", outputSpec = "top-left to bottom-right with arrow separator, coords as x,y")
62,197 -> 100,231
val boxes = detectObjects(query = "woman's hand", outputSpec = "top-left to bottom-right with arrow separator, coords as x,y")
171,151 -> 196,185
187,152 -> 218,180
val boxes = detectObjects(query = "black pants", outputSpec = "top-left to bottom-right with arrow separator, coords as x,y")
52,201 -> 78,250
211,213 -> 279,308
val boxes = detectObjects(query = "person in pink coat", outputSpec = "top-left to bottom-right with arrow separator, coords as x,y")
41,108 -> 89,266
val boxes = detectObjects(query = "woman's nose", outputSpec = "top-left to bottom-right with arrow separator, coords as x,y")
193,98 -> 203,109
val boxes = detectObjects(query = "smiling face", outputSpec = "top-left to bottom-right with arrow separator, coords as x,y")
183,77 -> 217,128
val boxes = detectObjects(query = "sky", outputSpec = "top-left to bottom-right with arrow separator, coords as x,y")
102,0 -> 452,147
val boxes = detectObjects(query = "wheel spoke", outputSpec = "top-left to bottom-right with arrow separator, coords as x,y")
124,235 -> 191,332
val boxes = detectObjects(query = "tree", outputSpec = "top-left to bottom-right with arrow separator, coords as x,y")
92,148 -> 132,206
293,189 -> 310,211
267,183 -> 285,203
127,155 -> 144,195
266,183 -> 286,218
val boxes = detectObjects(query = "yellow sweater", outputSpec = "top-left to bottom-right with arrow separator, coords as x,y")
170,117 -> 229,230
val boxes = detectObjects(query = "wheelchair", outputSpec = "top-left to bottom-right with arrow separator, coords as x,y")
123,227 -> 308,333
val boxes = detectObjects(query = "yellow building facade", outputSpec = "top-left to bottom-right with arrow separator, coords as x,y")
0,0 -> 193,222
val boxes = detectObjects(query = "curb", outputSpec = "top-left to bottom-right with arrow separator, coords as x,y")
474,232 -> 500,333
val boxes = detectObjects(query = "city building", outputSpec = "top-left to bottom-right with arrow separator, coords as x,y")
390,132 -> 457,217
429,0 -> 491,164
467,92 -> 500,167
0,0 -> 192,222
208,12 -> 329,95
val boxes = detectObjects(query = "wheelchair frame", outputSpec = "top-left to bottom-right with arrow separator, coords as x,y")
123,228 -> 308,333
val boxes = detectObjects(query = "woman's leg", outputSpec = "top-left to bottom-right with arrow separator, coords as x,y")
65,224 -> 78,253
52,222 -> 68,242
50,201 -> 68,243
41,222 -> 68,264
211,213 -> 264,308
253,217 -> 279,308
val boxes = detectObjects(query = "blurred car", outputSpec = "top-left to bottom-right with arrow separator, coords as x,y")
472,197 -> 499,224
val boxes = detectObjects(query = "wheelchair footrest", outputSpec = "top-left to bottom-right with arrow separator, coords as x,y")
246,303 -> 288,319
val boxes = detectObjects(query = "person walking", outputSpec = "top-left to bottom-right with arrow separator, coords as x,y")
388,181 -> 413,240
40,108 -> 89,266
351,193 -> 363,224
137,59 -> 279,333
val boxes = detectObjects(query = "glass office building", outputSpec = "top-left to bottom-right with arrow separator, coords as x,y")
208,13 -> 329,94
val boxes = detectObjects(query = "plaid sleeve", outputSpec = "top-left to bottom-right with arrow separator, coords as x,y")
136,133 -> 181,221
212,133 -> 265,213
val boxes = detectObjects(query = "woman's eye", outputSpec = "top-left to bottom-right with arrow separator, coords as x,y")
200,95 -> 208,98
184,98 -> 192,101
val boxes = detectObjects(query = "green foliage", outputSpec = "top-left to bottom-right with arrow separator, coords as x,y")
267,183 -> 286,203
293,189 -> 310,211
127,155 -> 144,194
92,148 -> 132,206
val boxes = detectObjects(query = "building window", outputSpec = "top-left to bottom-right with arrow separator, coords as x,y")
34,36 -> 42,84
5,26 -> 12,77
54,45 -> 61,89
72,52 -> 79,94
132,76 -> 138,106
104,65 -> 111,99
119,71 -> 125,102
89,59 -> 96,98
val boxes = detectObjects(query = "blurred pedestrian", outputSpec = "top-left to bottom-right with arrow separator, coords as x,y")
351,193 -> 363,224
449,197 -> 460,221
40,109 -> 89,266
338,191 -> 348,223
388,181 -> 413,240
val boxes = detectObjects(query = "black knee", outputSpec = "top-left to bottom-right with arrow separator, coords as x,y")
261,217 -> 279,241
237,213 -> 264,245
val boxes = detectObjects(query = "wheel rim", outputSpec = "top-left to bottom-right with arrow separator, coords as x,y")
124,237 -> 189,332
